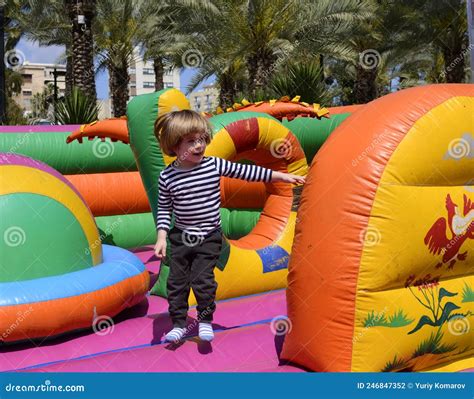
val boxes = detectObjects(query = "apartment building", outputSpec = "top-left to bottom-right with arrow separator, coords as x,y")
14,49 -> 180,118
129,49 -> 180,97
188,84 -> 219,112
14,62 -> 66,114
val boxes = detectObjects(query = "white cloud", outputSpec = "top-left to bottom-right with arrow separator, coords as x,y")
17,38 -> 65,65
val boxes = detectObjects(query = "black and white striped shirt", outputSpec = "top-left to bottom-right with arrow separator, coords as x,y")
156,156 -> 273,235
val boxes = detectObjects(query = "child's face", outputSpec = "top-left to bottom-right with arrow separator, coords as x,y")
174,132 -> 207,165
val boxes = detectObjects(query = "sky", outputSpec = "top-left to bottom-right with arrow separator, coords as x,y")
16,39 -> 214,99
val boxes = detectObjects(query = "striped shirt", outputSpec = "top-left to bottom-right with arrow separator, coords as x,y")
156,156 -> 273,235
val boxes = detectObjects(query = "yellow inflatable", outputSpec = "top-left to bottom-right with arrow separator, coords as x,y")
282,84 -> 473,372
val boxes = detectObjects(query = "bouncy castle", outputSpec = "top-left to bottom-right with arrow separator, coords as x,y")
0,84 -> 472,372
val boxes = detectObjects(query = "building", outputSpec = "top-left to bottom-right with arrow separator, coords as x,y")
97,98 -> 113,120
129,48 -> 180,97
98,48 -> 181,117
14,48 -> 181,118
14,62 -> 66,115
188,84 -> 219,112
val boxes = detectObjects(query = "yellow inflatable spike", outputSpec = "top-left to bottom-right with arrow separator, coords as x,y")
241,99 -> 251,106
301,101 -> 310,107
313,103 -> 321,111
254,101 -> 264,106
216,106 -> 224,114
280,96 -> 290,101
316,107 -> 329,117
291,95 -> 301,102
233,103 -> 243,110
80,120 -> 98,132
226,107 -> 234,113
269,99 -> 277,106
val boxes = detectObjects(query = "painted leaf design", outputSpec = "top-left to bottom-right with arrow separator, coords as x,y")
408,302 -> 460,334
437,302 -> 461,325
437,288 -> 457,306
408,315 -> 436,335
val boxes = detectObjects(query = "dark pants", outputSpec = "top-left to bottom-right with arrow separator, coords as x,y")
167,226 -> 222,328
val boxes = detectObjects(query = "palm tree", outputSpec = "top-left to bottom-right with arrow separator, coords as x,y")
65,0 -> 97,100
176,0 -> 374,107
2,0 -> 26,123
170,0 -> 246,108
30,83 -> 54,119
94,0 -> 145,117
137,0 -> 218,92
4,68 -> 27,124
55,87 -> 100,124
12,0 -> 74,93
269,60 -> 333,104
240,0 -> 299,94
324,0 -> 423,104
341,0 -> 469,101
400,0 -> 469,83
134,1 -> 171,91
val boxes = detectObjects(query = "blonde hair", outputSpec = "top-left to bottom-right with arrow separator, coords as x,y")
154,110 -> 213,156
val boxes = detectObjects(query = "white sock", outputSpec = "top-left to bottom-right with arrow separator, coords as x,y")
199,322 -> 214,342
164,327 -> 186,343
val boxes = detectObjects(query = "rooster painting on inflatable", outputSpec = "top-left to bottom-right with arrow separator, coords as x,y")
425,194 -> 474,270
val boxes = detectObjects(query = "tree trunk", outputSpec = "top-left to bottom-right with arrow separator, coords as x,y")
354,64 -> 378,104
153,57 -> 164,91
0,5 -> 5,124
109,59 -> 129,117
218,72 -> 236,110
65,42 -> 73,96
66,0 -> 97,101
247,50 -> 276,95
442,45 -> 466,83
319,54 -> 325,81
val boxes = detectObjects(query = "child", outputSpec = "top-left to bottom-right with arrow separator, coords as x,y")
153,110 -> 305,343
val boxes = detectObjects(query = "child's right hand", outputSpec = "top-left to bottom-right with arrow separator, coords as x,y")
154,239 -> 167,259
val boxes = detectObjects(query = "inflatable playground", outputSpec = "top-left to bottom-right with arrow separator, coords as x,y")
0,84 -> 472,372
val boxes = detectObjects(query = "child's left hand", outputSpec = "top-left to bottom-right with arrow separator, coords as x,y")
272,171 -> 306,184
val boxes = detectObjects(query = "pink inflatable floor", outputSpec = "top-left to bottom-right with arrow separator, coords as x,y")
1,247 -> 304,373
3,246 -> 469,373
